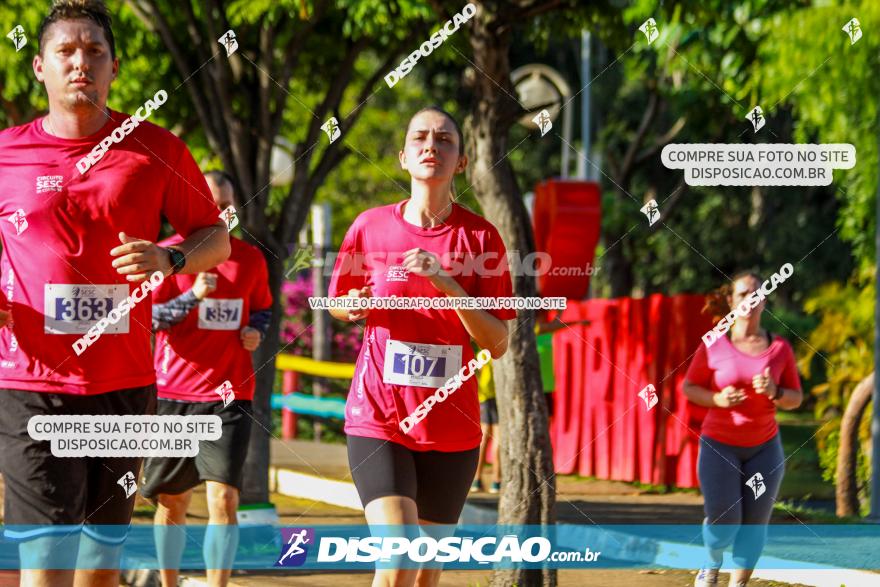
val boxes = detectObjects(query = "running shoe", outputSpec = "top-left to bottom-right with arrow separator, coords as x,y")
489,482 -> 501,494
470,480 -> 483,493
694,567 -> 720,586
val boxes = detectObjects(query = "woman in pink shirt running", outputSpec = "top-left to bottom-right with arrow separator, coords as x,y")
683,270 -> 803,587
327,106 -> 515,587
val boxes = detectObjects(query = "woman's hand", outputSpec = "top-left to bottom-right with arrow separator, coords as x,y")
713,385 -> 747,408
752,367 -> 778,399
347,286 -> 372,321
402,248 -> 463,297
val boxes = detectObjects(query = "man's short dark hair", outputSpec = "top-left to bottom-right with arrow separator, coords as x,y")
38,0 -> 116,60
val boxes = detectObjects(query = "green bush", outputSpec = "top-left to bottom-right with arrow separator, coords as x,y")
798,266 -> 874,512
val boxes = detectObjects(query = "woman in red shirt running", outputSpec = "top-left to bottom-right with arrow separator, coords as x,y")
683,270 -> 803,587
327,107 -> 516,587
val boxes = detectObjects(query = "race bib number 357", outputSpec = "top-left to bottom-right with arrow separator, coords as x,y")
198,298 -> 243,330
382,339 -> 462,388
44,284 -> 129,335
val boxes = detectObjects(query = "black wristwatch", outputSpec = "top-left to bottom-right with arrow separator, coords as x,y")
165,247 -> 186,275
772,386 -> 785,401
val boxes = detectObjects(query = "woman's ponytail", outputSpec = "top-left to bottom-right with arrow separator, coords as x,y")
702,283 -> 733,321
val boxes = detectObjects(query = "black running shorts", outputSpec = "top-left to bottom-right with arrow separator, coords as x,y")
347,435 -> 479,524
0,385 -> 156,544
141,398 -> 252,498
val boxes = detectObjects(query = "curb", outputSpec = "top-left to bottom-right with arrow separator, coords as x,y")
269,465 -> 362,510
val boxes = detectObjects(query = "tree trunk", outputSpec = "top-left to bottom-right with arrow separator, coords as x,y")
240,250 -> 286,504
466,6 -> 556,587
603,230 -> 634,298
836,372 -> 874,517
137,0 -> 417,508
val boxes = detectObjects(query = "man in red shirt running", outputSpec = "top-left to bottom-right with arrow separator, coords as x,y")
0,2 -> 229,586
143,170 -> 272,587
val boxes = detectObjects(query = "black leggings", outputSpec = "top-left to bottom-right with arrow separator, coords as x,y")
698,434 -> 785,568
347,435 -> 479,524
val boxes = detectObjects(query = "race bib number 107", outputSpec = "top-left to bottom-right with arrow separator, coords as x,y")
382,339 -> 462,388
44,284 -> 129,334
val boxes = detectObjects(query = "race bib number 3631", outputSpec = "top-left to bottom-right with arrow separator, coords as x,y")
198,298 -> 243,330
382,339 -> 462,388
44,284 -> 129,334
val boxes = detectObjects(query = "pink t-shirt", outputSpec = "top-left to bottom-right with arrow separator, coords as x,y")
153,236 -> 272,402
685,334 -> 802,447
0,111 -> 221,394
329,200 -> 516,452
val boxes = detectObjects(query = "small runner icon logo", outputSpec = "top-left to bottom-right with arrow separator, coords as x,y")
218,30 -> 238,56
8,209 -> 28,236
842,18 -> 862,45
7,25 -> 26,52
215,380 -> 235,407
276,527 -> 314,567
746,106 -> 765,133
640,199 -> 660,226
638,384 -> 658,411
321,117 -> 341,143
220,205 -> 239,231
118,471 -> 137,498
639,18 -> 659,45
284,246 -> 315,278
533,109 -> 552,137
746,472 -> 766,499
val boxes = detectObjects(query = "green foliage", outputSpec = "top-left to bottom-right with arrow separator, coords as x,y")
758,0 -> 880,266
798,265 -> 874,509
0,2 -> 177,126
773,498 -> 861,524
311,52 -> 442,244
777,419 -> 835,500
585,1 -> 854,302
0,3 -> 46,125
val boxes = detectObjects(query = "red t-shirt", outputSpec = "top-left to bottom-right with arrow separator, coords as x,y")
153,236 -> 272,402
0,111 -> 221,395
329,200 -> 516,452
685,334 -> 802,446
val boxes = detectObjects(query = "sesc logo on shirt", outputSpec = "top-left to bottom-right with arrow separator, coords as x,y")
36,175 -> 63,194
198,298 -> 243,330
385,264 -> 409,283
